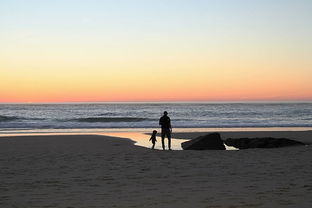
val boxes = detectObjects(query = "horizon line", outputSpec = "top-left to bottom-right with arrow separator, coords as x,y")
1,100 -> 312,104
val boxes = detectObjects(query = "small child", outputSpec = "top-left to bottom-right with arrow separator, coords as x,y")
149,130 -> 157,149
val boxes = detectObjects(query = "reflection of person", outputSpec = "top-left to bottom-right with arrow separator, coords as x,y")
159,111 -> 172,150
149,130 -> 157,150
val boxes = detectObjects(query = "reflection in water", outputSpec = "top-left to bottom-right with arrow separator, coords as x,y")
101,132 -> 238,151
101,132 -> 188,150
0,129 -> 238,150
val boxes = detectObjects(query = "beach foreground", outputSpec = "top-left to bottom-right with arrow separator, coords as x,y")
1,131 -> 312,208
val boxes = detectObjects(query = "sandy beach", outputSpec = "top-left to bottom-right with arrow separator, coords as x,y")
1,131 -> 312,208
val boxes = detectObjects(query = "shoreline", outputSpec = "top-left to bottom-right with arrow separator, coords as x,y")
0,128 -> 311,150
1,128 -> 311,150
1,126 -> 311,135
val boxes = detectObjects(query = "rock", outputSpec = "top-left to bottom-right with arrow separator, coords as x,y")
181,133 -> 225,150
224,137 -> 305,149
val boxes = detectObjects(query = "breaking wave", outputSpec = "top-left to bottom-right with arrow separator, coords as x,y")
70,117 -> 150,123
0,115 -> 21,122
0,115 -> 45,122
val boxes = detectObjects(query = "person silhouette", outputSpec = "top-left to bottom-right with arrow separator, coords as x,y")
159,111 -> 172,150
149,130 -> 157,150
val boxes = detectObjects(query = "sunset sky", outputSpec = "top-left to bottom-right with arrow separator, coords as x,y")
1,0 -> 312,102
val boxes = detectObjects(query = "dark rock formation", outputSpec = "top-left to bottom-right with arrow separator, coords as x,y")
224,137 -> 305,149
181,133 -> 225,150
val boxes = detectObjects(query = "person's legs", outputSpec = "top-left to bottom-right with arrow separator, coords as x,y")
161,130 -> 165,150
168,139 -> 171,150
167,131 -> 172,150
152,142 -> 155,149
161,137 -> 165,150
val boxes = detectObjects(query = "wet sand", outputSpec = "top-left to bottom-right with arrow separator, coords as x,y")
0,131 -> 312,207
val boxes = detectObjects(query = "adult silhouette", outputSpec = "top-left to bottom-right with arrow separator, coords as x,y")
159,111 -> 172,150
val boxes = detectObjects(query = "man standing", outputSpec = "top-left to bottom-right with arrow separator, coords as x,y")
159,111 -> 172,150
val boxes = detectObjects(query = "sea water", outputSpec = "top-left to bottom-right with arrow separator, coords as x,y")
1,102 -> 312,131
1,102 -> 311,150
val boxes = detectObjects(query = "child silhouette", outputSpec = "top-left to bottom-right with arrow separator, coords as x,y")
149,130 -> 157,149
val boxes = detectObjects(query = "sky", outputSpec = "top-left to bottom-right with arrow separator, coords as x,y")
1,0 -> 312,102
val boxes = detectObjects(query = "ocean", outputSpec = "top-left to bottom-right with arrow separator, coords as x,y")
0,102 -> 312,132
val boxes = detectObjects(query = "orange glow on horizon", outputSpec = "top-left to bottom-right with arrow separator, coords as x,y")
1,62 -> 312,103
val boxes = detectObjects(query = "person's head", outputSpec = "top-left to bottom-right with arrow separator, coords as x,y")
152,130 -> 157,135
163,111 -> 168,116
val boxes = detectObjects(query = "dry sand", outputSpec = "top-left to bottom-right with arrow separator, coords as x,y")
0,131 -> 312,208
